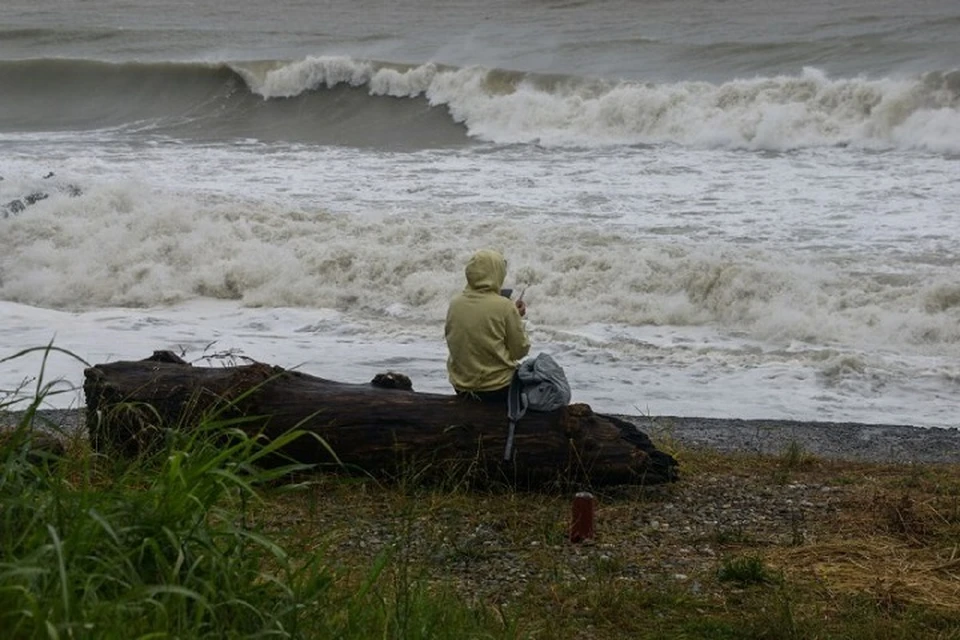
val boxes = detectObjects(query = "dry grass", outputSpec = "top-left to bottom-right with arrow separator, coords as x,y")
766,465 -> 960,617
772,538 -> 960,613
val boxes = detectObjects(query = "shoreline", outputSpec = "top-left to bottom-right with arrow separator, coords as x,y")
5,407 -> 960,465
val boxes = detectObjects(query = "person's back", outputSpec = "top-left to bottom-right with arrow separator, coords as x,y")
445,249 -> 530,398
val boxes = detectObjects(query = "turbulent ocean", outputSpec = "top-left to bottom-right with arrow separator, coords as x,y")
2,0 -> 959,426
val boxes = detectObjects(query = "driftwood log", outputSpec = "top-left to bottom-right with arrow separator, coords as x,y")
83,352 -> 678,487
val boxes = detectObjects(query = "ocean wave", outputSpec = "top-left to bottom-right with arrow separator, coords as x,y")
1,57 -> 959,152
0,58 -> 469,149
2,181 -> 959,357
238,56 -> 960,152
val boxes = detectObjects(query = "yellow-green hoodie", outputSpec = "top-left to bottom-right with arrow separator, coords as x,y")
445,250 -> 530,391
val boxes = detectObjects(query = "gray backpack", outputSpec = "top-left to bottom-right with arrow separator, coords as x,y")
516,353 -> 571,411
504,353 -> 571,460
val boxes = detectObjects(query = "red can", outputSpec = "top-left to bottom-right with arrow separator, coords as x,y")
569,491 -> 595,543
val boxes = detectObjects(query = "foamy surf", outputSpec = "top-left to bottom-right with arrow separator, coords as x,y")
2,171 -> 958,359
2,298 -> 958,428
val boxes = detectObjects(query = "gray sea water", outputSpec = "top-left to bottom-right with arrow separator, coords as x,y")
2,0 -> 959,427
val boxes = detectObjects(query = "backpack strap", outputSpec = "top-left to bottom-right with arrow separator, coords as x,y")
504,370 -> 527,461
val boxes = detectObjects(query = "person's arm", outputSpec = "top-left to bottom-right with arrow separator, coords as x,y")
505,305 -> 530,361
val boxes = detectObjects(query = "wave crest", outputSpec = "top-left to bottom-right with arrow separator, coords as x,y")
237,57 -> 960,152
2,56 -> 958,152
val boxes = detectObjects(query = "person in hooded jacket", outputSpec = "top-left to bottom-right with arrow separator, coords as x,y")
445,249 -> 530,402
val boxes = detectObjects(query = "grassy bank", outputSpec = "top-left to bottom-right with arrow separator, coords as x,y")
2,366 -> 960,637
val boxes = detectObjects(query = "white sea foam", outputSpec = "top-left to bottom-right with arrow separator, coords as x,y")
4,298 -> 957,428
2,174 -> 959,361
238,57 -> 960,152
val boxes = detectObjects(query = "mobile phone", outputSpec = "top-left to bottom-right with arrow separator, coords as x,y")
500,288 -> 513,298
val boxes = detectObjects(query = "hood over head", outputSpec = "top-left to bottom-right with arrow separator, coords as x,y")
464,249 -> 507,293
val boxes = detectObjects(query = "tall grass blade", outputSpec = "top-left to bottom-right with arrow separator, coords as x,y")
47,525 -> 70,620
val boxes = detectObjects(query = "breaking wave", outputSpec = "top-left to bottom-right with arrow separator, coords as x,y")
2,56 -> 959,152
2,180 -> 959,358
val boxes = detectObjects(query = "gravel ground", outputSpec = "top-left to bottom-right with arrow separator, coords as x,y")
5,407 -> 960,464
621,414 -> 960,465
298,469 -> 848,606
1,408 -> 86,434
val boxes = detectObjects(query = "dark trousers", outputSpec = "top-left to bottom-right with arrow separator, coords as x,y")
455,386 -> 509,404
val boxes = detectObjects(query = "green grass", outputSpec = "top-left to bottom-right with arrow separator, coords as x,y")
0,346 -> 505,639
2,404 -> 320,636
717,554 -> 779,586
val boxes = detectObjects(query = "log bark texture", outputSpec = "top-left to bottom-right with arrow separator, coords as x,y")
83,353 -> 678,487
